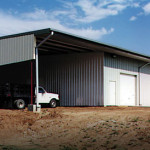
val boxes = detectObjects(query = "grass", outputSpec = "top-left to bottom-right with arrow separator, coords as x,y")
122,132 -> 128,136
59,146 -> 78,150
83,134 -> 90,139
92,139 -> 96,142
147,119 -> 150,123
0,145 -> 19,150
138,137 -> 144,140
111,144 -> 118,149
130,117 -> 140,122
0,145 -> 42,150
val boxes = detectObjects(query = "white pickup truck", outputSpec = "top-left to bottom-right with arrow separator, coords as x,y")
37,86 -> 59,108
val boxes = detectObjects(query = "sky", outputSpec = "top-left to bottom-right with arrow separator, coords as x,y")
0,0 -> 150,55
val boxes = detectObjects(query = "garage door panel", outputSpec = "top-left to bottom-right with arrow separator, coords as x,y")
120,74 -> 136,106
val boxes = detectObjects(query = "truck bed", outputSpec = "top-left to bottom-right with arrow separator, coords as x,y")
0,83 -> 32,98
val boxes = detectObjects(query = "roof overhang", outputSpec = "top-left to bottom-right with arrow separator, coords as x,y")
36,28 -> 150,62
1,28 -> 150,63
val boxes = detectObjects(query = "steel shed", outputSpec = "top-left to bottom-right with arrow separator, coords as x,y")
0,28 -> 150,107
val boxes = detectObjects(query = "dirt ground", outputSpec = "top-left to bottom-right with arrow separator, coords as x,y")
0,107 -> 150,150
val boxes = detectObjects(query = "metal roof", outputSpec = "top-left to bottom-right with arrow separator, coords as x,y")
0,28 -> 150,62
0,28 -> 51,40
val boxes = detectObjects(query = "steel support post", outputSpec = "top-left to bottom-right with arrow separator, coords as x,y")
31,61 -> 33,104
35,31 -> 54,111
35,47 -> 39,108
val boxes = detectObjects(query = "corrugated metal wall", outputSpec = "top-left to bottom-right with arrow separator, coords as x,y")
104,53 -> 150,106
39,52 -> 104,106
0,34 -> 35,66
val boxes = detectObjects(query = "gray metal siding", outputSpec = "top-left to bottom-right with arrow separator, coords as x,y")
104,54 -> 140,72
39,52 -> 104,106
0,34 -> 35,66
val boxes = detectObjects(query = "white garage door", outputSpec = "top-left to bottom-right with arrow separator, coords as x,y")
120,74 -> 136,106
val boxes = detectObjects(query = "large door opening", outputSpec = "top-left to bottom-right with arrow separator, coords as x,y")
0,61 -> 35,103
39,53 -> 104,106
36,30 -> 105,107
120,74 -> 136,106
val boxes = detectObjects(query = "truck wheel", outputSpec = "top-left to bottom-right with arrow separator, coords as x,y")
16,99 -> 25,109
50,99 -> 57,108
